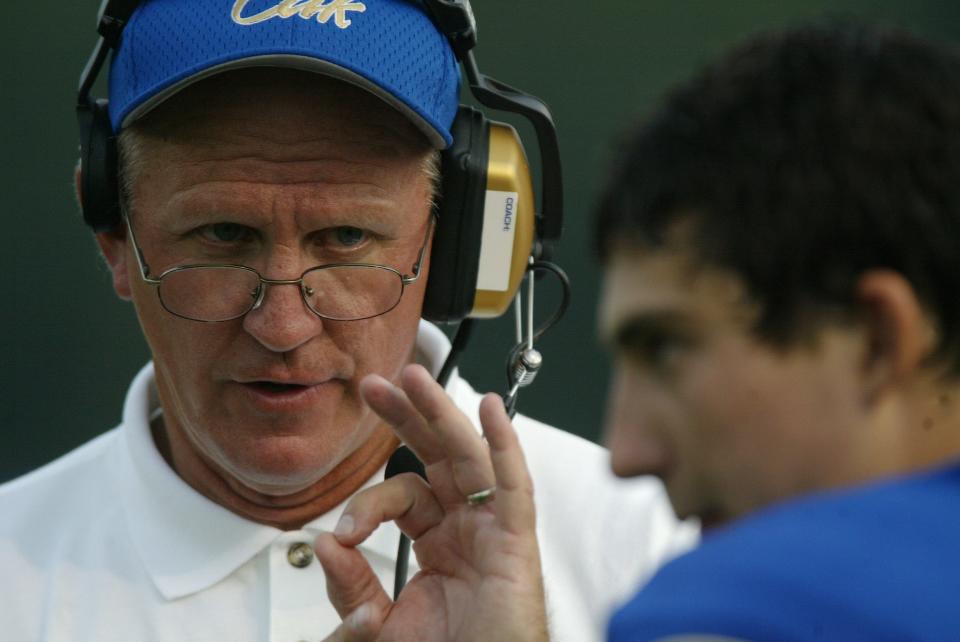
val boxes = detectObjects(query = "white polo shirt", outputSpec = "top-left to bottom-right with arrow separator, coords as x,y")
0,321 -> 696,642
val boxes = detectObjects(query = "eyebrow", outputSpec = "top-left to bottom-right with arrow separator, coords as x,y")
604,311 -> 696,351
159,188 -> 408,232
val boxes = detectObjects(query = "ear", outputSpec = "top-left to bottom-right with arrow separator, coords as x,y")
95,227 -> 133,301
856,269 -> 936,398
78,162 -> 133,301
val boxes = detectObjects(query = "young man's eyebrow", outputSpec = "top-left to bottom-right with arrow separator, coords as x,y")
605,311 -> 694,350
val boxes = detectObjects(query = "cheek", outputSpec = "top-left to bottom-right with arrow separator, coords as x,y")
336,289 -> 424,381
677,347 -> 838,510
680,352 -> 773,460
128,274 -> 233,384
686,352 -> 820,448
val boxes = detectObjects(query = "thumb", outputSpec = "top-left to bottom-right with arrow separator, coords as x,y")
315,532 -> 393,620
320,603 -> 384,642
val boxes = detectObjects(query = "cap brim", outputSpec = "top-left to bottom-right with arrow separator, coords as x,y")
120,54 -> 448,149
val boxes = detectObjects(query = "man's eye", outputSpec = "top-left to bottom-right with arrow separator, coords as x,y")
640,335 -> 681,367
199,223 -> 252,243
616,325 -> 689,373
334,226 -> 366,247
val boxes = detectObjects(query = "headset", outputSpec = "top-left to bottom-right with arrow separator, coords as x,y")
77,0 -> 563,325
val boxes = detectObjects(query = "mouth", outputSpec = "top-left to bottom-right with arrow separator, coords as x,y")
247,381 -> 310,394
232,376 -> 342,412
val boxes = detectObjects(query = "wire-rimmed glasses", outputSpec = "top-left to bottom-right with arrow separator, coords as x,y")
125,215 -> 435,322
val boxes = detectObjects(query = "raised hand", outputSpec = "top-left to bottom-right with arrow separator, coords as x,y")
316,363 -> 548,642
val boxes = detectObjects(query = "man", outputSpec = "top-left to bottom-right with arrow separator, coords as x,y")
598,21 -> 960,640
0,1 -> 693,641
317,19 -> 960,642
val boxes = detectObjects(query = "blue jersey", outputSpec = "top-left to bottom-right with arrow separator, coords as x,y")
609,463 -> 960,642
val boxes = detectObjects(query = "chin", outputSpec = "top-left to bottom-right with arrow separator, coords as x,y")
695,511 -> 732,532
608,451 -> 645,478
217,439 -> 345,495
674,497 -> 734,531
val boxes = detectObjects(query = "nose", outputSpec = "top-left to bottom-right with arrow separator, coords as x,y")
602,366 -> 668,479
242,278 -> 325,353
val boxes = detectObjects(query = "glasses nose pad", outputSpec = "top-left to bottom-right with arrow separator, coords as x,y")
301,282 -> 317,312
249,282 -> 266,311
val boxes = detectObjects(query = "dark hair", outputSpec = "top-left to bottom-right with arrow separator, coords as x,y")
595,21 -> 960,368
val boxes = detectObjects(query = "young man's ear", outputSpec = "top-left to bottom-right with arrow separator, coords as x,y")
856,269 -> 936,398
75,162 -> 132,301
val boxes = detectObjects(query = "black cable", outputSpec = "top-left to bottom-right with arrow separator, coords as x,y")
437,318 -> 477,388
385,446 -> 427,599
527,261 -> 571,343
388,318 -> 477,599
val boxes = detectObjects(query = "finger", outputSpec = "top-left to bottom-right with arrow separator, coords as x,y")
361,371 -> 478,506
315,532 -> 392,622
331,472 -> 445,547
400,364 -> 497,502
479,393 -> 537,534
319,602 -> 384,642
360,373 -> 446,465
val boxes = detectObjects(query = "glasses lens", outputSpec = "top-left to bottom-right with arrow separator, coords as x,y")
302,265 -> 404,320
158,266 -> 261,322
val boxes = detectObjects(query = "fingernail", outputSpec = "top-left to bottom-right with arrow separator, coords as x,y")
347,603 -> 372,629
334,514 -> 354,538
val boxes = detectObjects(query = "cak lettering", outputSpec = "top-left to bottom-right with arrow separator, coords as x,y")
232,0 -> 366,30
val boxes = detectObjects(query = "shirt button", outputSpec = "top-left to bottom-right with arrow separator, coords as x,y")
287,542 -> 314,568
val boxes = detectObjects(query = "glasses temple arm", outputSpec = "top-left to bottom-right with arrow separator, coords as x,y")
403,213 -> 438,284
123,213 -> 161,284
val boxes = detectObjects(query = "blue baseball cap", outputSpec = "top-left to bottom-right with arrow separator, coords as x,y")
108,0 -> 460,148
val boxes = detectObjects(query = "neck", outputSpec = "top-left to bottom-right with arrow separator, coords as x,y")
853,384 -> 960,482
151,415 -> 398,530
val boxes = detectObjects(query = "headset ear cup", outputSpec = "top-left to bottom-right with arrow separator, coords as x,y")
78,98 -> 122,232
422,106 -> 490,323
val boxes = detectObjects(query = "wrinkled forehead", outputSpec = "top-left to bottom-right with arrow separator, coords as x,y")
118,69 -> 438,235
126,68 -> 433,156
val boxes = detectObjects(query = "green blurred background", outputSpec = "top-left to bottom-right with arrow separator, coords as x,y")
4,1 -> 959,481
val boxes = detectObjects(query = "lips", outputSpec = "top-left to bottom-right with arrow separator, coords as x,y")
229,371 -> 343,412
233,370 -> 333,389
233,379 -> 340,412
248,381 -> 308,393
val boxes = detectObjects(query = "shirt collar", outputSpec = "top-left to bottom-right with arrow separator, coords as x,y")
117,320 -> 454,600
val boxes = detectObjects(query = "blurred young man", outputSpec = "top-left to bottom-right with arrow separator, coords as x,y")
319,20 -> 960,642
594,21 -> 960,640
